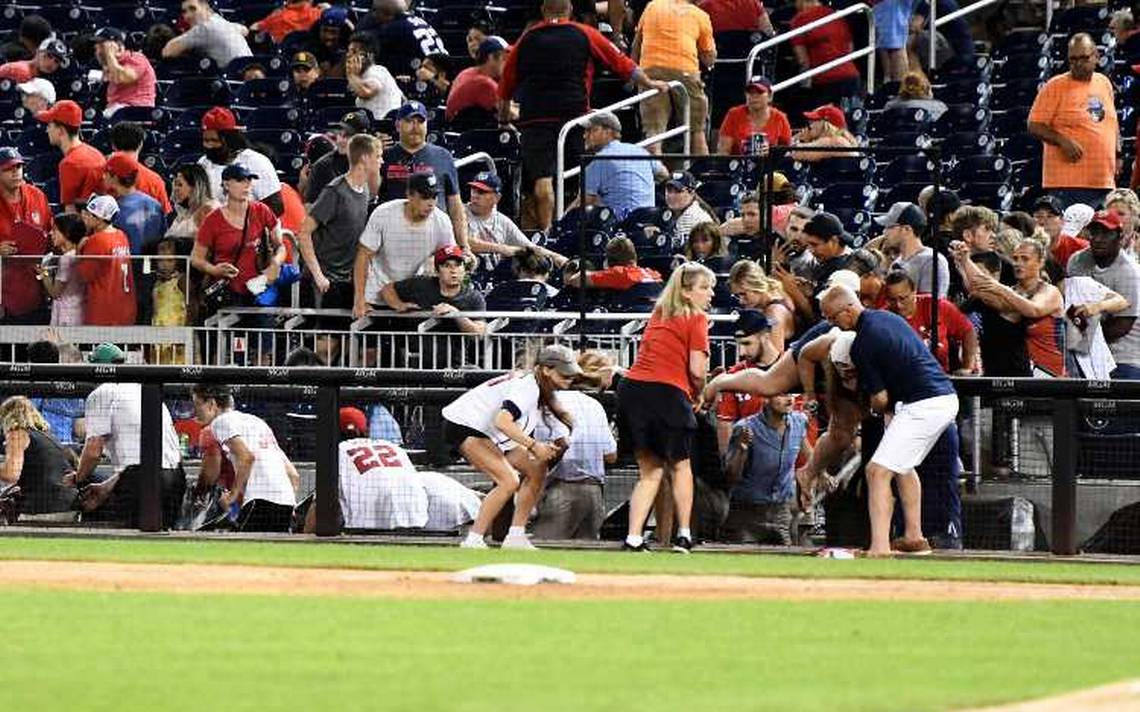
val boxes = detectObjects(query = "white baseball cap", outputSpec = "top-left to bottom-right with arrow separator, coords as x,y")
16,77 -> 56,104
828,328 -> 856,366
816,268 -> 862,302
85,194 -> 120,223
1062,203 -> 1094,237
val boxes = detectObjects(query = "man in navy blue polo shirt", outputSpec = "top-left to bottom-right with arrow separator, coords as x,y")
819,285 -> 959,557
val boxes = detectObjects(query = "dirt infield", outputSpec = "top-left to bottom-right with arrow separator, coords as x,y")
6,559 -> 1140,602
964,680 -> 1140,711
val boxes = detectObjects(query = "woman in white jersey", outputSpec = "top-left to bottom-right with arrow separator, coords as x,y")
442,344 -> 580,549
191,384 -> 300,532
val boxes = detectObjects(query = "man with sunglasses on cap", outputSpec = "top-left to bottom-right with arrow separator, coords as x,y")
381,101 -> 468,251
0,147 -> 51,325
93,26 -> 156,117
354,171 -> 456,319
37,100 -> 107,213
0,38 -> 70,84
466,170 -> 566,272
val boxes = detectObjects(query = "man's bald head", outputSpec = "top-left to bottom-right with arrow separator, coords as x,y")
543,0 -> 572,18
820,286 -> 863,330
1068,33 -> 1099,80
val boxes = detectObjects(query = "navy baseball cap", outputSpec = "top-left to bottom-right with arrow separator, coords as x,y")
468,171 -> 501,193
397,101 -> 429,121
0,147 -> 25,170
477,35 -> 509,62
221,163 -> 258,181
1033,194 -> 1064,216
734,309 -> 771,337
803,211 -> 849,242
94,27 -> 126,43
320,6 -> 351,26
407,172 -> 439,198
666,171 -> 698,191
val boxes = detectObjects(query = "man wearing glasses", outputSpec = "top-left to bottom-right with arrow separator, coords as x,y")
1028,32 -> 1118,209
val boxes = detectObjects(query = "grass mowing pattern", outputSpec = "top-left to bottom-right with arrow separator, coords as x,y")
5,589 -> 1140,711
3,535 -> 1140,585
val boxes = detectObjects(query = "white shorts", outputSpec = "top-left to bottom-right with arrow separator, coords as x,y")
871,393 -> 959,473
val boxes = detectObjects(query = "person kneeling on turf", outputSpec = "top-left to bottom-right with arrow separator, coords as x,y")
191,384 -> 300,532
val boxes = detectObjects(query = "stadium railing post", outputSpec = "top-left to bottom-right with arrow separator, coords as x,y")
139,383 -> 164,532
314,384 -> 341,536
1050,397 -> 1079,555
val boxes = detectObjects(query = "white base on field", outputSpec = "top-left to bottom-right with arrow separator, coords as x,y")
452,564 -> 577,586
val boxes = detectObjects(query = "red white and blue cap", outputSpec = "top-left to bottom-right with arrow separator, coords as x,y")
0,147 -> 24,170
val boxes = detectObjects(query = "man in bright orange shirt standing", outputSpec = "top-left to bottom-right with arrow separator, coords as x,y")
251,0 -> 322,43
1028,33 -> 1118,209
37,100 -> 107,213
633,0 -> 717,156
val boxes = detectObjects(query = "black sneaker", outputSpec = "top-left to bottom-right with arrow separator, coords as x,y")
622,540 -> 651,552
672,536 -> 693,553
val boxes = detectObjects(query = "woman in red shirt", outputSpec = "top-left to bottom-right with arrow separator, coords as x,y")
716,77 -> 792,156
190,164 -> 286,310
617,261 -> 715,552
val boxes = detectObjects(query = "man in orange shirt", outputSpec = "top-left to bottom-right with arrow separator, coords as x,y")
0,147 -> 52,324
563,236 -> 662,290
252,0 -> 323,43
109,121 -> 171,213
76,195 -> 137,326
37,100 -> 107,213
1028,33 -> 1118,209
633,0 -> 717,156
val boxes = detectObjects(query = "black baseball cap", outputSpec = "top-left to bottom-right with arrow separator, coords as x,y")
875,201 -> 927,230
803,211 -> 849,242
94,27 -> 126,43
1033,194 -> 1064,216
335,110 -> 370,135
666,171 -> 698,191
734,309 -> 771,337
407,172 -> 439,198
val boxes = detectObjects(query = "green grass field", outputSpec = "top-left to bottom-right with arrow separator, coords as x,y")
4,535 -> 1140,711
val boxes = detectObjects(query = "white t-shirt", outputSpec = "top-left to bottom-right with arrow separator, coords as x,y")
359,199 -> 455,305
441,372 -> 542,451
84,383 -> 180,473
533,390 -> 615,484
356,64 -> 405,120
418,470 -> 481,531
209,410 -> 296,507
337,437 -> 427,529
198,148 -> 284,204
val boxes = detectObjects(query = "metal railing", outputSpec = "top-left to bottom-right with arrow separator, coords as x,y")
746,3 -> 876,95
929,0 -> 1004,70
554,79 -> 691,219
454,151 -> 496,174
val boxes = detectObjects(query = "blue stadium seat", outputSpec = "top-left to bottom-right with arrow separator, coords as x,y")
160,128 -> 204,164
877,182 -> 928,210
1050,5 -> 1110,35
234,78 -> 293,108
992,53 -> 1049,84
485,280 -> 552,312
226,55 -> 289,80
990,79 -> 1043,112
244,129 -> 304,157
991,108 -> 1031,139
880,155 -> 935,185
172,107 -> 211,130
868,106 -> 934,138
1002,134 -> 1042,163
931,104 -> 989,138
156,56 -> 220,79
15,128 -> 52,158
164,77 -> 231,107
805,155 -> 875,185
994,30 -> 1047,59
601,281 -> 663,314
939,131 -> 993,159
957,182 -> 1013,211
108,106 -> 169,133
815,182 -> 878,213
877,131 -> 930,149
306,78 -> 351,104
100,3 -> 159,33
933,79 -> 988,107
696,179 -> 745,212
242,106 -> 302,130
948,154 -> 1012,186
24,152 -> 60,184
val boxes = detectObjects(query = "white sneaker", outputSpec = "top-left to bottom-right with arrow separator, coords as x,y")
460,535 -> 488,549
500,534 -> 538,550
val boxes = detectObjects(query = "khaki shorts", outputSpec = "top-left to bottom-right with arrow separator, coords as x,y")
639,67 -> 708,139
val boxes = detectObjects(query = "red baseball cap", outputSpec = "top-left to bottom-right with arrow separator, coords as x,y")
338,407 -> 368,435
201,106 -> 238,132
35,99 -> 83,129
434,244 -> 465,266
804,104 -> 847,130
1090,209 -> 1123,231
105,152 -> 140,180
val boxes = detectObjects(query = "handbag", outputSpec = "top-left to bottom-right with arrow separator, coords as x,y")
202,206 -> 253,312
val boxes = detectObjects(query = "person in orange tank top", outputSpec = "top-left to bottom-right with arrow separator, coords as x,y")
617,262 -> 715,552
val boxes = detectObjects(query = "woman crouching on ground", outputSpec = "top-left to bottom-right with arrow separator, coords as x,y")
443,344 -> 580,549
618,262 -> 715,552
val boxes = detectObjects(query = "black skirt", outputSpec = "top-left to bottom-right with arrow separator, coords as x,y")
616,378 -> 697,463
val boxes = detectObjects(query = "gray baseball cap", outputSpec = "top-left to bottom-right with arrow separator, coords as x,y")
538,344 -> 583,377
875,201 -> 927,229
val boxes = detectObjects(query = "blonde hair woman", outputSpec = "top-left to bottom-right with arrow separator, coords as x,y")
617,262 -> 715,552
729,260 -> 794,351
790,105 -> 859,162
883,70 -> 948,120
0,396 -> 77,517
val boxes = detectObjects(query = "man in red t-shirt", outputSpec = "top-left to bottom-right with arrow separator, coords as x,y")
37,100 -> 107,213
0,38 -> 70,84
564,236 -> 661,291
715,310 -> 781,452
790,0 -> 861,106
699,0 -> 774,33
884,270 -> 979,374
446,36 -> 510,124
0,147 -> 52,323
76,195 -> 137,325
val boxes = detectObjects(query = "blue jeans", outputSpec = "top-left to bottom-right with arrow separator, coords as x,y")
1111,363 -> 1140,380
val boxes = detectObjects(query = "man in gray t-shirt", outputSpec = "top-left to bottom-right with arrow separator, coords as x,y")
297,134 -> 380,309
879,201 -> 950,298
1067,212 -> 1140,378
161,0 -> 252,67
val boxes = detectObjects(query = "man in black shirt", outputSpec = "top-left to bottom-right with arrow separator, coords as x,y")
303,110 -> 370,203
380,245 -> 486,334
359,0 -> 448,78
